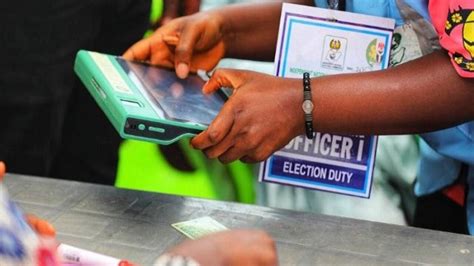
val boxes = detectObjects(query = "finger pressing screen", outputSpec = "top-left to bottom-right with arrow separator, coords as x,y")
174,25 -> 203,79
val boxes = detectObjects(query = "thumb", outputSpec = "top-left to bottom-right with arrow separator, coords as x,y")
203,68 -> 248,95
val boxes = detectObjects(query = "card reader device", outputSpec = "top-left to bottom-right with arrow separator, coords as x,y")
74,50 -> 227,145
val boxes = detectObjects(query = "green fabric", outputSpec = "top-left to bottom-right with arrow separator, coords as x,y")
144,0 -> 163,38
116,140 -> 255,202
116,140 -> 216,198
149,0 -> 163,24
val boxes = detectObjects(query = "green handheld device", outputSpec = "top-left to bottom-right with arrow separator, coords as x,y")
74,50 -> 227,145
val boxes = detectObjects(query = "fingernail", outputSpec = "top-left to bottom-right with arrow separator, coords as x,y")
176,63 -> 189,79
37,220 -> 56,237
0,161 -> 5,180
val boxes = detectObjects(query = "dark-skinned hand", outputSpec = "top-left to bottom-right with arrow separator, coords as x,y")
167,229 -> 277,266
191,69 -> 304,163
123,10 -> 225,79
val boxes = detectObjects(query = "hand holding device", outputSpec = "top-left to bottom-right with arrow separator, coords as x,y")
191,69 -> 304,163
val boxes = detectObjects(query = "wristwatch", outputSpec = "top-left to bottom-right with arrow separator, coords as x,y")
302,72 -> 315,139
302,99 -> 314,114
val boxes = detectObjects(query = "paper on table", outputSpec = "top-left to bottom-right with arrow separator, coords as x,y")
172,216 -> 228,240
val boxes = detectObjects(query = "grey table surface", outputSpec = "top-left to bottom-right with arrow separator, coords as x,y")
4,174 -> 474,265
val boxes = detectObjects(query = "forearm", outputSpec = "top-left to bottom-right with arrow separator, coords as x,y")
162,0 -> 179,18
213,0 -> 313,61
306,50 -> 474,135
183,0 -> 201,16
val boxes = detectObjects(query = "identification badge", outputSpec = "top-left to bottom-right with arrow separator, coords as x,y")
259,4 -> 395,198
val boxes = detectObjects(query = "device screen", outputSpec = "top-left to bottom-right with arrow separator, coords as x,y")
116,57 -> 226,126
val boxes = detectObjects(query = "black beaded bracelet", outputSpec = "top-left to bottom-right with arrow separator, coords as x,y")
302,72 -> 315,139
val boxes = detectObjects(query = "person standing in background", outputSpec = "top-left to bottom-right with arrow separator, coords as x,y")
0,0 -> 150,184
0,0 -> 202,185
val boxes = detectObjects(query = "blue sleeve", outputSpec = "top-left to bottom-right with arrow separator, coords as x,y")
314,0 -> 406,26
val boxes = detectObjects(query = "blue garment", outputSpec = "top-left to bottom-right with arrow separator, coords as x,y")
315,0 -> 433,26
314,0 -> 474,234
315,0 -> 404,25
417,123 -> 474,233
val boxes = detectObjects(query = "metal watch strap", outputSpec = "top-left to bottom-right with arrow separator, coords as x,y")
302,72 -> 314,139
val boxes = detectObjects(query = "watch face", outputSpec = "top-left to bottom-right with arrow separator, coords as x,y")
302,100 -> 314,113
